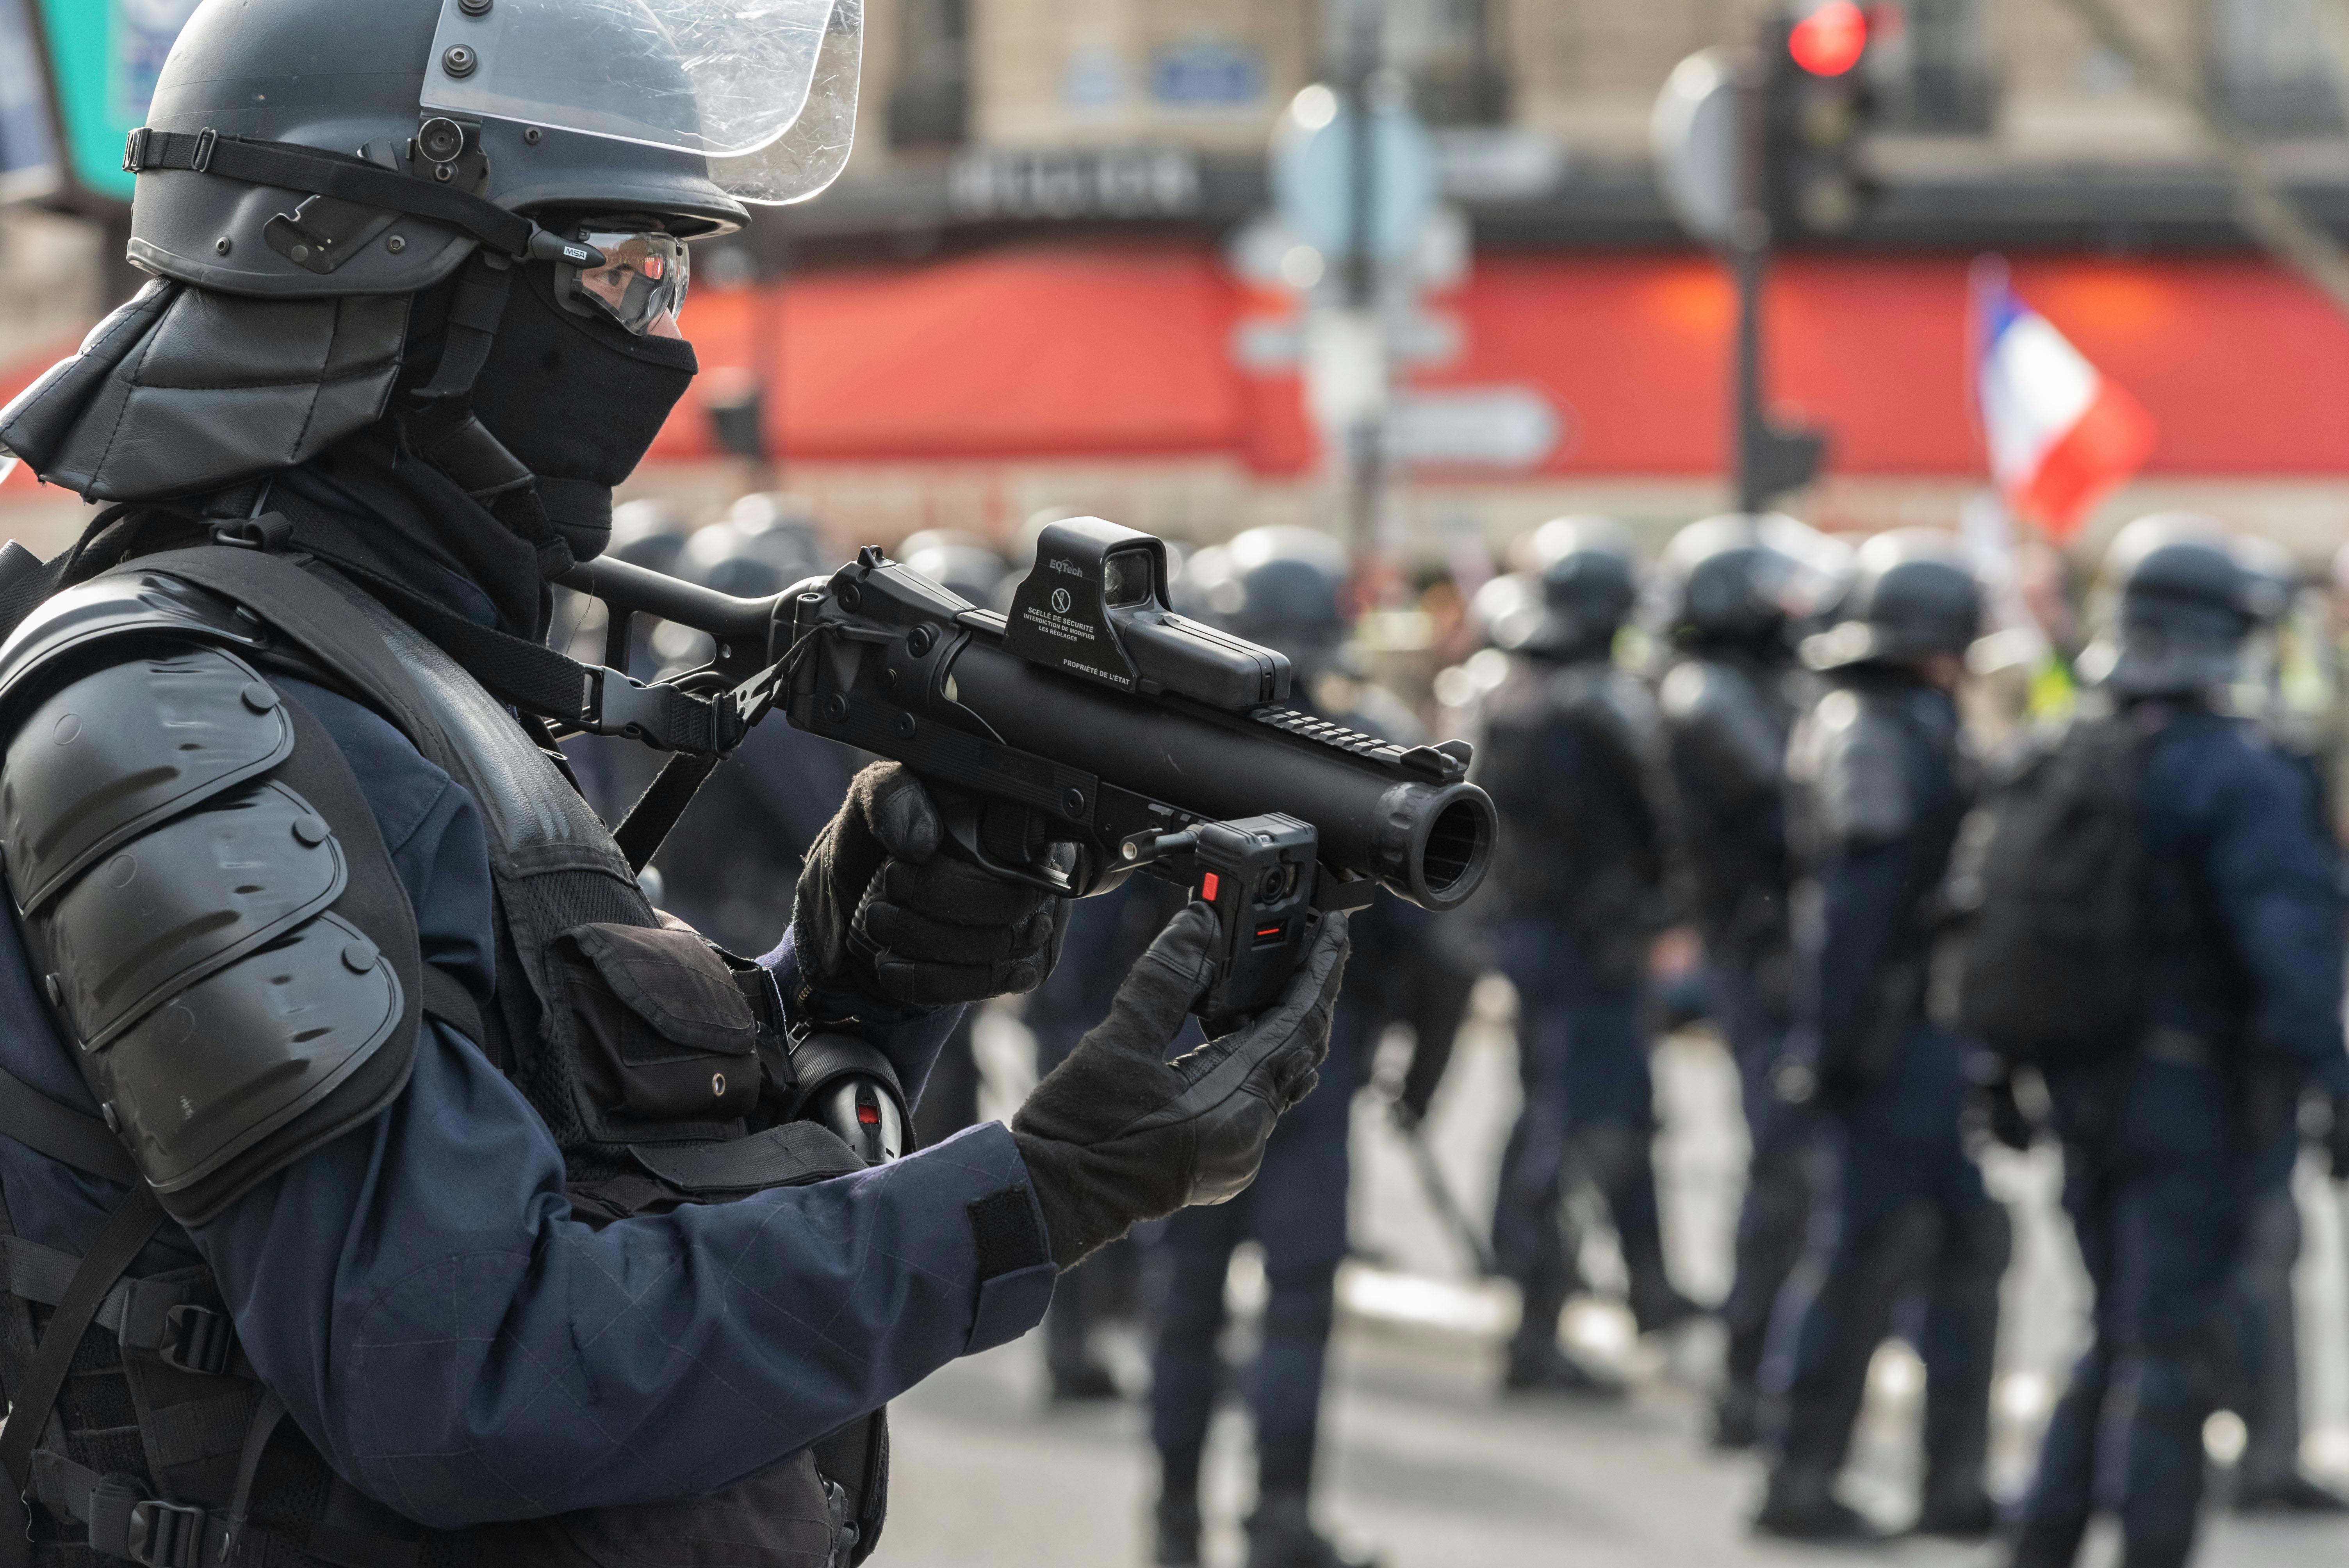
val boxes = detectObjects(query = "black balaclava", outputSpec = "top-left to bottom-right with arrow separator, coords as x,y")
467,262 -> 700,565
283,258 -> 699,638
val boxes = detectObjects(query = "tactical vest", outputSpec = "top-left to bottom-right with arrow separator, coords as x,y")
0,540 -> 897,1568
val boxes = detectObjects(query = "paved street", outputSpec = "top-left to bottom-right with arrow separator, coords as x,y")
876,989 -> 2349,1567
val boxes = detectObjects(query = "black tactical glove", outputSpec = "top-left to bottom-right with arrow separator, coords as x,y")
1012,903 -> 1351,1269
793,763 -> 1060,1009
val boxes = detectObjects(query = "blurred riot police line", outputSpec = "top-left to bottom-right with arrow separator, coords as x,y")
1453,519 -> 1698,1400
1646,513 -> 1850,1446
1755,533 -> 2010,1542
1946,519 -> 2349,1568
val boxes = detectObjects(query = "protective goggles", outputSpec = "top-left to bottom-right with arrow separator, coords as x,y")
558,226 -> 691,339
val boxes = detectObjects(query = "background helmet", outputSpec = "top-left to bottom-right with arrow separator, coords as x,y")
898,529 -> 1011,608
1487,517 -> 1637,659
2080,515 -> 2283,697
1802,529 -> 1983,671
1654,513 -> 1850,651
606,499 -> 693,576
1177,526 -> 1351,677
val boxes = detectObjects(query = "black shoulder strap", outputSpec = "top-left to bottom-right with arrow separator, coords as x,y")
220,506 -> 743,758
0,1064 -> 138,1188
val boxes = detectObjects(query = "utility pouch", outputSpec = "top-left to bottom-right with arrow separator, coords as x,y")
558,923 -> 762,1124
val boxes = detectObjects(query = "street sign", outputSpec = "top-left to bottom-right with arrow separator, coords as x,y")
32,0 -> 200,208
1388,386 -> 1564,470
1271,87 -> 1438,266
1651,48 -> 1739,248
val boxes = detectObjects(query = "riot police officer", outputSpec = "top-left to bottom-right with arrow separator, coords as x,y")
0,5 -> 1349,1565
1146,526 -> 1377,1568
1648,513 -> 1846,1445
2003,520 -> 2349,1566
2210,536 -> 2349,1515
1755,531 -> 2009,1541
1470,520 -> 1697,1397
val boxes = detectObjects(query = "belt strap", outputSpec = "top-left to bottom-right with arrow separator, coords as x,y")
31,1388 -> 287,1568
0,1063 -> 139,1187
1,1237 -> 251,1378
0,1186 -> 168,1504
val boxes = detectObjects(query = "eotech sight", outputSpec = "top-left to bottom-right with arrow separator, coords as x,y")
562,518 -> 1496,1025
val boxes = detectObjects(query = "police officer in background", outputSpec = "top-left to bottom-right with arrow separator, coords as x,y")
2214,536 -> 2349,1515
1755,532 -> 2009,1541
2003,520 -> 2349,1567
0,5 -> 1350,1565
1470,520 -> 1697,1398
1147,527 -> 1381,1568
1648,514 -> 1847,1446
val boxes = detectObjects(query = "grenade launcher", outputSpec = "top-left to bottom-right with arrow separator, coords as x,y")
562,517 -> 1496,1024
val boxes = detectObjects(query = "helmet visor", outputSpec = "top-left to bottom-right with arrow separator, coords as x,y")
563,226 -> 690,337
421,0 -> 862,203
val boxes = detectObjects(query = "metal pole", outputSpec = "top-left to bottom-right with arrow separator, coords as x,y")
1732,41 -> 1771,516
1340,0 -> 1388,592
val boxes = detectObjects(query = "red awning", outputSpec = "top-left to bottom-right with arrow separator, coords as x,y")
654,246 -> 2349,480
655,244 -> 1253,463
7,248 -> 2344,493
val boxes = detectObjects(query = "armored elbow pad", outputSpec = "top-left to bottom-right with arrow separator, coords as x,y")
0,578 -> 423,1224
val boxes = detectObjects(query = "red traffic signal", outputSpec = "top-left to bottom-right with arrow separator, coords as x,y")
1788,0 -> 1868,76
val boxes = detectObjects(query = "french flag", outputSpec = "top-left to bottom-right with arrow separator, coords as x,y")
1972,262 -> 2156,542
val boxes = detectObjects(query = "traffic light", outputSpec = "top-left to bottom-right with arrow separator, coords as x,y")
1759,0 -> 1880,240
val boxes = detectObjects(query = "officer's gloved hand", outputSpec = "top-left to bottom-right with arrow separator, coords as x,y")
1011,903 -> 1351,1269
2328,1091 -> 2349,1182
793,763 -> 1060,1008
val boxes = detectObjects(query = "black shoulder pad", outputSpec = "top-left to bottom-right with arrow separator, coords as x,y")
7,657 -> 422,1224
1789,688 -> 1914,850
0,571 -> 266,708
2,645 -> 294,912
1659,659 -> 1789,802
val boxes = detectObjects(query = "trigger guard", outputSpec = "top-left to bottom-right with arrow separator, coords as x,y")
937,798 -> 1082,896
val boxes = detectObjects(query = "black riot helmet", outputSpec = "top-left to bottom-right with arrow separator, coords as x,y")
1654,513 -> 1850,652
1802,529 -> 1983,672
0,0 -> 863,561
1178,526 -> 1352,678
1499,517 -> 1638,660
681,494 -> 833,600
898,529 -> 1011,608
2080,515 -> 2284,698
